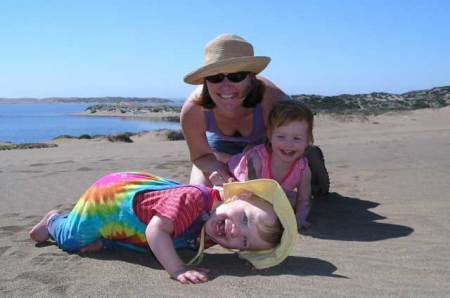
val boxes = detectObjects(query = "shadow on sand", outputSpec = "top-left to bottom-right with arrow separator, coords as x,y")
69,248 -> 346,280
303,192 -> 414,241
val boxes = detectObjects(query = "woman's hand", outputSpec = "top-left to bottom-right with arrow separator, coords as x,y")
173,267 -> 210,284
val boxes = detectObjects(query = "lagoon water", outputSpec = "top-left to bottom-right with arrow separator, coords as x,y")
0,103 -> 180,144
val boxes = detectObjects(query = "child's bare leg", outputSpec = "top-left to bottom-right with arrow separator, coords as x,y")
29,210 -> 61,243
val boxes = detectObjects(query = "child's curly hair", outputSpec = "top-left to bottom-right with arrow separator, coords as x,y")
248,195 -> 283,248
267,100 -> 314,144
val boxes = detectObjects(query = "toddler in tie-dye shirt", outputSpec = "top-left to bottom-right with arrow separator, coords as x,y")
29,172 -> 293,284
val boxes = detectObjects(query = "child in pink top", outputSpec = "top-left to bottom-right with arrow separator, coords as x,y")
211,100 -> 314,230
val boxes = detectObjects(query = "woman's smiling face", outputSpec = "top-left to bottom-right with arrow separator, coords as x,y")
204,193 -> 276,251
205,73 -> 252,113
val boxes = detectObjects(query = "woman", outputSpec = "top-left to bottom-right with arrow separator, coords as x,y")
181,33 -> 329,198
181,33 -> 288,185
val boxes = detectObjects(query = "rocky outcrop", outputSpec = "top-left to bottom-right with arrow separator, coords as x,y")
85,104 -> 180,115
0,143 -> 58,150
292,86 -> 450,115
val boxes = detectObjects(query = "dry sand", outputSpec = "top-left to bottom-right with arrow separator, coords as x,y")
1,107 -> 449,296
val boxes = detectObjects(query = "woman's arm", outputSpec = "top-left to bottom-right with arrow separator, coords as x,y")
146,215 -> 208,284
257,76 -> 291,123
246,150 -> 262,180
180,95 -> 232,181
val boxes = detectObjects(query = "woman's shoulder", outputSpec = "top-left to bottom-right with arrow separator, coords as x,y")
180,87 -> 205,122
257,76 -> 290,119
258,76 -> 290,101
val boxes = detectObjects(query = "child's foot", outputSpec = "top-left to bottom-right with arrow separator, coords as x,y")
29,210 -> 61,243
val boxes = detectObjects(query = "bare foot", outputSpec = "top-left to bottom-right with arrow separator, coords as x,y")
29,210 -> 61,242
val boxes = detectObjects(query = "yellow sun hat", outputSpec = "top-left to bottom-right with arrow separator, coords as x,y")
223,179 -> 297,269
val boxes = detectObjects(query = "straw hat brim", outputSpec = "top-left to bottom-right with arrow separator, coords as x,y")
184,56 -> 271,85
222,179 -> 297,269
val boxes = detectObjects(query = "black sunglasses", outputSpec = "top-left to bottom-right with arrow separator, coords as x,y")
205,72 -> 250,83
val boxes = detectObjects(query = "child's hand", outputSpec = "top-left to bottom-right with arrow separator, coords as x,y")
209,171 -> 225,186
173,267 -> 209,284
209,169 -> 235,186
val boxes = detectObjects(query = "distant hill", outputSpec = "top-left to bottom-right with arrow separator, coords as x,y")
0,96 -> 176,105
292,86 -> 450,115
2,86 -> 449,115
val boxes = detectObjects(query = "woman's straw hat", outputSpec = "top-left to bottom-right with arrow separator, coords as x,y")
184,34 -> 271,85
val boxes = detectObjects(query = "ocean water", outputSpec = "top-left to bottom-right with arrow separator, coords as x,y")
0,103 -> 180,144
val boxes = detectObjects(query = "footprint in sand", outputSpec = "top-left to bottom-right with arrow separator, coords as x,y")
0,225 -> 26,237
336,164 -> 350,169
31,252 -> 71,266
7,249 -> 28,259
29,163 -> 48,167
13,271 -> 63,286
54,160 -> 75,165
49,284 -> 70,295
16,169 -> 42,174
2,213 -> 20,218
77,167 -> 93,171
23,215 -> 41,220
155,163 -> 169,170
0,246 -> 11,257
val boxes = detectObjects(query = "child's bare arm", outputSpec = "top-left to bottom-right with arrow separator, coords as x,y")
146,215 -> 208,284
246,152 -> 262,180
296,165 -> 312,230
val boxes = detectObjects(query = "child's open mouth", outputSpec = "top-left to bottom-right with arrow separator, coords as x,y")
216,219 -> 225,236
280,149 -> 296,157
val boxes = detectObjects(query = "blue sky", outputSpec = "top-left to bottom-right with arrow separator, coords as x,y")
1,0 -> 449,98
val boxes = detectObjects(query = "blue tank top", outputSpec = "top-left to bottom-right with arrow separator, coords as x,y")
204,104 -> 266,155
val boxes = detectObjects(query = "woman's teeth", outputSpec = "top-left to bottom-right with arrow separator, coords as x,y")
219,94 -> 235,99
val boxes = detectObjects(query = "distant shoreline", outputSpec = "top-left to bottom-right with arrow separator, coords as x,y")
2,85 -> 449,145
2,85 -> 449,115
0,103 -> 181,145
75,110 -> 180,122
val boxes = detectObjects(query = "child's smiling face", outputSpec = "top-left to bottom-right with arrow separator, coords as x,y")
204,193 -> 277,251
269,120 -> 310,163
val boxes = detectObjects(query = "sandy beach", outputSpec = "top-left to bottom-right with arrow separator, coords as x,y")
1,107 -> 449,296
